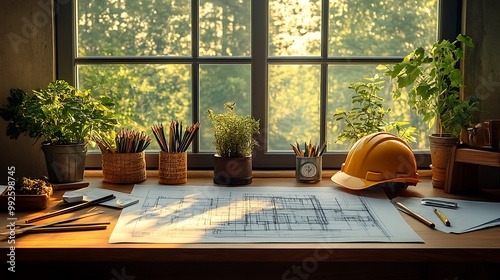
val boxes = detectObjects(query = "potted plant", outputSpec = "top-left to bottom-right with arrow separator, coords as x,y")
0,177 -> 53,210
0,80 -> 117,184
380,34 -> 481,188
334,75 -> 417,146
207,102 -> 260,185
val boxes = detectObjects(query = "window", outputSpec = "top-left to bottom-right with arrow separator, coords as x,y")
56,0 -> 459,169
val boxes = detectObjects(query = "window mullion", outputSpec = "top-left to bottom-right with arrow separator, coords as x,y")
320,0 -> 329,146
55,0 -> 75,84
251,0 -> 269,166
192,0 -> 200,153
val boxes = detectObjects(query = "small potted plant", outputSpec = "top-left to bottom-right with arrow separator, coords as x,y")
0,177 -> 53,210
207,102 -> 260,185
334,75 -> 417,146
0,80 -> 118,184
380,34 -> 481,188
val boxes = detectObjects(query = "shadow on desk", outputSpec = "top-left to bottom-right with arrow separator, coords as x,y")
5,261 -> 500,280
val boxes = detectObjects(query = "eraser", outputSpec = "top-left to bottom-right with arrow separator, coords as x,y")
62,193 -> 84,204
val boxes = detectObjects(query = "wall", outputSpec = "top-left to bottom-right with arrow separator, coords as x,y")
463,0 -> 500,120
463,0 -> 500,187
0,0 -> 55,183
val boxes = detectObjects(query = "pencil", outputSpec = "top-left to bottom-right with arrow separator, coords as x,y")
395,201 -> 435,229
152,121 -> 199,153
14,222 -> 111,228
0,211 -> 105,240
292,141 -> 326,157
25,194 -> 115,224
182,122 -> 199,152
23,224 -> 108,233
318,141 -> 327,156
169,121 -> 174,152
290,143 -> 300,155
434,208 -> 451,226
151,125 -> 164,152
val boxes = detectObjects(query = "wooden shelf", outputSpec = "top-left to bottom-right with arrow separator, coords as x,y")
445,148 -> 500,193
454,148 -> 500,167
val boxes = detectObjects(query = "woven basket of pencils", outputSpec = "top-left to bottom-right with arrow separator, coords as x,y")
159,152 -> 187,184
102,152 -> 146,184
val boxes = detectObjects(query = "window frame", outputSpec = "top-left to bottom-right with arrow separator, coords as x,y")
55,0 -> 461,170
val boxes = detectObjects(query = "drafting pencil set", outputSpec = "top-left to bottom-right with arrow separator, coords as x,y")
94,128 -> 151,154
96,129 -> 151,183
151,120 -> 200,153
290,141 -> 327,157
153,120 -> 199,185
291,141 -> 326,183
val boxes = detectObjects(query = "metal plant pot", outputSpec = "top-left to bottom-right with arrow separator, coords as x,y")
42,143 -> 88,184
213,155 -> 252,185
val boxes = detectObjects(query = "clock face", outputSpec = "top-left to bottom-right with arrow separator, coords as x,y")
300,162 -> 317,178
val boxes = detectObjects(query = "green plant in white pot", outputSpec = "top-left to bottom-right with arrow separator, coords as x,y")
380,34 -> 481,188
207,102 -> 260,185
0,80 -> 118,184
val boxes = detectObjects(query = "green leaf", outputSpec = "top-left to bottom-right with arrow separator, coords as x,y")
457,34 -> 474,48
99,96 -> 115,106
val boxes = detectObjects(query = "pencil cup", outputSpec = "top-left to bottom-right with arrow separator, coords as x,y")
102,152 -> 146,184
296,156 -> 322,183
159,152 -> 187,184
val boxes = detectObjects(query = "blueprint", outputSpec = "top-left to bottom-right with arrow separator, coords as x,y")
109,185 -> 423,243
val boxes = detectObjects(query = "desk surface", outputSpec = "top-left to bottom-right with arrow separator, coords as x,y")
2,172 -> 500,280
2,171 -> 500,263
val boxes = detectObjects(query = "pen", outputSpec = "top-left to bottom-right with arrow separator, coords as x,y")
434,208 -> 451,226
421,198 -> 458,209
395,201 -> 435,229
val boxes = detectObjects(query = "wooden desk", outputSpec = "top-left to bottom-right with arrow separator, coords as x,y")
2,171 -> 500,280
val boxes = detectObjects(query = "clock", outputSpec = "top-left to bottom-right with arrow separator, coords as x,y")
296,157 -> 322,183
300,162 -> 317,178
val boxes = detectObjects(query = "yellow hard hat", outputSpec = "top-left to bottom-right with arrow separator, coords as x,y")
331,132 -> 422,190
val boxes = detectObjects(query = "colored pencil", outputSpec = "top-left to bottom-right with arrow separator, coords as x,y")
151,120 -> 200,153
94,129 -> 151,154
290,141 -> 327,157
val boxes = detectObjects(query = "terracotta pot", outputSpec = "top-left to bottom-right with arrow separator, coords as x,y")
428,134 -> 458,189
213,155 -> 252,185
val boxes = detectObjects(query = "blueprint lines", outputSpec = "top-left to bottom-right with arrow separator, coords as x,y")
109,185 -> 423,243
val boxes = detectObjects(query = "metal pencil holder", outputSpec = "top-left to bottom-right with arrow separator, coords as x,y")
296,156 -> 322,183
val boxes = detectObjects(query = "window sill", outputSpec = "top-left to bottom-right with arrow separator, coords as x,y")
85,169 -> 433,179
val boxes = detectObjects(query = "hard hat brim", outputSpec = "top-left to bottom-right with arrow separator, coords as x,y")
331,171 -> 422,190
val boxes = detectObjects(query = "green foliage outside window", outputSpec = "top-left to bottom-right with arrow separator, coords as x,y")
333,75 -> 416,146
74,0 -> 439,154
